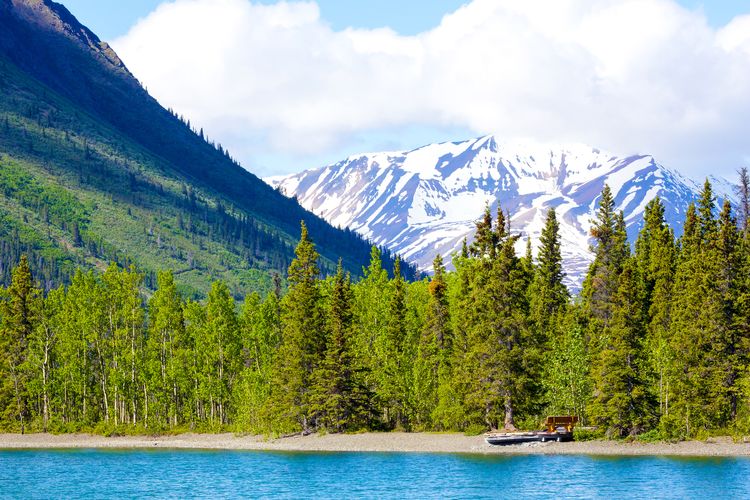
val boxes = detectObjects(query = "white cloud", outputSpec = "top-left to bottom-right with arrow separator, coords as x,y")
113,0 -> 750,178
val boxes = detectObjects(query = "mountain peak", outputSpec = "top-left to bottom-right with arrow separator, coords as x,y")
7,0 -> 126,71
268,136 -> 733,288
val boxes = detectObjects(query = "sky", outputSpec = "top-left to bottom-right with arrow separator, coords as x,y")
60,0 -> 750,179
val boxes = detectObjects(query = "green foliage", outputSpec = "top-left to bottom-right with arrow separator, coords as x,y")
0,50 -> 416,300
542,305 -> 591,422
636,197 -> 676,422
0,256 -> 40,432
589,258 -> 655,437
1,179 -> 748,439
413,254 -> 451,430
265,222 -> 324,433
451,207 -> 536,431
529,207 -> 569,337
309,261 -> 372,432
582,185 -> 629,327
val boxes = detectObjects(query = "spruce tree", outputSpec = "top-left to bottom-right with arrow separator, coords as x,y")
310,261 -> 369,431
440,243 -> 475,430
736,222 -> 750,423
583,185 -> 629,327
589,257 -> 654,437
670,183 -> 736,434
463,210 -> 532,430
470,205 -> 498,258
716,200 -> 742,421
379,257 -> 410,429
635,197 -> 676,419
697,179 -> 718,241
414,254 -> 451,429
530,207 -> 569,340
583,185 -> 630,405
0,256 -> 40,432
266,222 -> 323,432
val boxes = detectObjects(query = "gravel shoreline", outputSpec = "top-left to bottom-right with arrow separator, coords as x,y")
1,432 -> 749,456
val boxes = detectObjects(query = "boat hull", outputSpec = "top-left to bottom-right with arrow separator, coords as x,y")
484,431 -> 573,446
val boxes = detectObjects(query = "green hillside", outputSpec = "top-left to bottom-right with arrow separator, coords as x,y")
0,0 -> 413,298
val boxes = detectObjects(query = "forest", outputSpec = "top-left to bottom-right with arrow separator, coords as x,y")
0,173 -> 749,440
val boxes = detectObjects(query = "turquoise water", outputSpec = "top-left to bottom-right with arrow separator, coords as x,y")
1,449 -> 749,499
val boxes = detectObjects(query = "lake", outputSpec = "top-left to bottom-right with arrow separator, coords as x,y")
1,449 -> 749,498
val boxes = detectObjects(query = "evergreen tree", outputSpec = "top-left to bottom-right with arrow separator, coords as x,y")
530,207 -> 569,340
716,200 -> 743,421
0,256 -> 40,432
439,245 -> 474,430
697,179 -> 718,241
266,222 -> 323,432
310,261 -> 370,431
635,197 -> 676,419
462,210 -> 532,430
589,257 -> 654,437
669,182 -> 735,435
583,185 -> 630,407
582,185 -> 629,326
737,222 -> 750,426
379,257 -> 410,429
414,254 -> 451,429
469,205 -> 498,259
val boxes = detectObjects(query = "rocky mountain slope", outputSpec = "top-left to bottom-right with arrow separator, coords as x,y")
0,0 -> 412,296
269,135 -> 735,287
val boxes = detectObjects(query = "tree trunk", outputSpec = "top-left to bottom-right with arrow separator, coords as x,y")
131,333 -> 137,424
42,338 -> 50,432
143,384 -> 149,428
503,391 -> 516,431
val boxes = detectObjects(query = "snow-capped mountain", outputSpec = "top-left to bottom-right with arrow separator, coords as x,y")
267,136 -> 733,288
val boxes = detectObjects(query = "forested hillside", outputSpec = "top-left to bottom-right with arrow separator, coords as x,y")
1,175 -> 748,439
0,0 -> 413,298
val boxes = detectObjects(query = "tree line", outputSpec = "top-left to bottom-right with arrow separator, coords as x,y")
1,172 -> 749,439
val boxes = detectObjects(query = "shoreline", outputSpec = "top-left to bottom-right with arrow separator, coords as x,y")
1,432 -> 749,457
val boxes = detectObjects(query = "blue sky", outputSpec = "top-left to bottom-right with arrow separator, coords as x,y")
64,0 -> 469,39
59,1 -> 750,178
62,0 -> 750,41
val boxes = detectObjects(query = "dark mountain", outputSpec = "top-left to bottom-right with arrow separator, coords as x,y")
0,0 -> 414,297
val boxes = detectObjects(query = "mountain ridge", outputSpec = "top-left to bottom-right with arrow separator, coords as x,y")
0,0 -> 415,296
269,135 -> 736,287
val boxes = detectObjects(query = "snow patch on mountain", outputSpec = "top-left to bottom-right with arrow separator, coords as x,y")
267,136 -> 734,288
